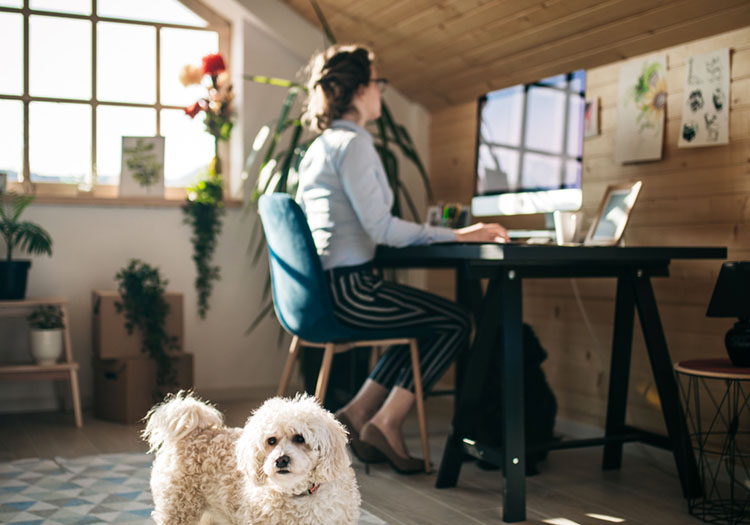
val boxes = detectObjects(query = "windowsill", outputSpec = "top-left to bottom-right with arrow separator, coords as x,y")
6,182 -> 245,208
27,194 -> 244,208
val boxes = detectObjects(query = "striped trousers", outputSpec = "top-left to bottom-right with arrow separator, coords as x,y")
327,263 -> 471,393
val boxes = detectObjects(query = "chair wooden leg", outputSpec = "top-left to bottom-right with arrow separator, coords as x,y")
277,336 -> 301,396
409,338 -> 430,473
69,368 -> 83,428
315,343 -> 336,403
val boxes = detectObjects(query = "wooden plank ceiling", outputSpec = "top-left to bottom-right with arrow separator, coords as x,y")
281,0 -> 750,110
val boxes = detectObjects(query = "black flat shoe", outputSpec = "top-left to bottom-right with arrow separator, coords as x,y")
360,422 -> 426,475
335,412 -> 387,464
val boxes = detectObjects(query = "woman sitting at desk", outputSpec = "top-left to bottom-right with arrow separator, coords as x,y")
297,44 -> 508,474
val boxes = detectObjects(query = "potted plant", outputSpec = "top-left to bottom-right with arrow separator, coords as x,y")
0,193 -> 53,300
115,259 -> 180,388
27,305 -> 65,365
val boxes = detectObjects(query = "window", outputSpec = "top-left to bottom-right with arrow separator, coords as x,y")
477,70 -> 585,194
0,0 -> 230,200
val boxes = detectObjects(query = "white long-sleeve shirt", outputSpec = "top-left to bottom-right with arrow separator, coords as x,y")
298,119 -> 455,270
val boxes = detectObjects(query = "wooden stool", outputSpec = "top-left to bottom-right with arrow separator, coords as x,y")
0,298 -> 83,427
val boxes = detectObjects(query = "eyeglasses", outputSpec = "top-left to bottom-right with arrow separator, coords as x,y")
371,77 -> 388,94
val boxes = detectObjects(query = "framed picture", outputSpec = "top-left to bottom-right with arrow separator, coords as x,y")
119,136 -> 165,198
0,172 -> 6,195
584,180 -> 642,246
583,97 -> 600,138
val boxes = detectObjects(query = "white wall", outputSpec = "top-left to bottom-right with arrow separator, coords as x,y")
0,0 -> 431,413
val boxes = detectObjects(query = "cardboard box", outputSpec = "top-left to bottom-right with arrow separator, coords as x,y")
93,353 -> 194,424
92,290 -> 183,359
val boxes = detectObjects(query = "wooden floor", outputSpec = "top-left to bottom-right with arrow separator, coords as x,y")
0,396 -> 698,524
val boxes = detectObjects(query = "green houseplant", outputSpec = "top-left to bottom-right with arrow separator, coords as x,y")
27,305 -> 65,365
115,259 -> 180,388
0,193 -> 53,300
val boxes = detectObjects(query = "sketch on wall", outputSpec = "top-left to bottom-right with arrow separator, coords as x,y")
615,55 -> 667,163
119,136 -> 165,198
678,48 -> 730,148
584,97 -> 600,138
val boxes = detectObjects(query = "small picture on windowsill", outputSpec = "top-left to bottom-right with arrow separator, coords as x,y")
119,136 -> 165,199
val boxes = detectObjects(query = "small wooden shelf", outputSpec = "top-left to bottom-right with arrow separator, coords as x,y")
0,298 -> 83,427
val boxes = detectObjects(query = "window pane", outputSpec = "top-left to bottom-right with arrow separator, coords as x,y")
525,86 -> 565,154
161,109 -> 214,187
481,85 -> 523,147
30,16 -> 91,99
0,12 -> 22,95
0,100 -> 23,182
567,95 -> 584,158
98,22 -> 155,104
477,144 -> 520,194
0,1 -> 22,7
30,0 -> 91,15
522,152 -> 562,190
98,0 -> 207,27
97,106 -> 156,185
161,27 -> 218,107
29,102 -> 91,183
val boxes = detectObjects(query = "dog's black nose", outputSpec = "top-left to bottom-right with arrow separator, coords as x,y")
275,455 -> 290,469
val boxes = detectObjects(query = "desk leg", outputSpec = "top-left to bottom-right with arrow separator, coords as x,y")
436,274 -> 503,489
633,273 -> 700,499
501,270 -> 525,523
603,273 -> 635,470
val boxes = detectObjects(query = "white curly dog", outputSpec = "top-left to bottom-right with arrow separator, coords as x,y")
143,391 -> 360,524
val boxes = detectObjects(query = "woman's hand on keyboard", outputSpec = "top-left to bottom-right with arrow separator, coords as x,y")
453,222 -> 509,243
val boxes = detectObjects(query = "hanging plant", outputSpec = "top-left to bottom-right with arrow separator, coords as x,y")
114,259 -> 180,388
179,53 -> 234,318
182,163 -> 224,319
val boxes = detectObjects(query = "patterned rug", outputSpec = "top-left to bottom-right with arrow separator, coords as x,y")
0,453 -> 386,524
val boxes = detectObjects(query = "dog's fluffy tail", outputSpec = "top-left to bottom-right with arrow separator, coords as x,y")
142,390 -> 223,453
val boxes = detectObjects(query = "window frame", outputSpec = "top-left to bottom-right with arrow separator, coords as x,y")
0,0 -> 232,205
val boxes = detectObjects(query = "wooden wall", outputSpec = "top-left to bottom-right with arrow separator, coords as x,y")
428,26 -> 750,433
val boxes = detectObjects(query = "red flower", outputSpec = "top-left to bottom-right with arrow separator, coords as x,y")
201,53 -> 226,76
185,101 -> 202,118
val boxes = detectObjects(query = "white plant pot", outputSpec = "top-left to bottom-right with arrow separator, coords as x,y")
30,329 -> 64,365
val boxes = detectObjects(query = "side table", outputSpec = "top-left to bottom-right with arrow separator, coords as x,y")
675,358 -> 750,524
0,298 -> 83,427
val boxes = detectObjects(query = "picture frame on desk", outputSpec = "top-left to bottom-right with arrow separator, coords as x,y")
584,180 -> 642,246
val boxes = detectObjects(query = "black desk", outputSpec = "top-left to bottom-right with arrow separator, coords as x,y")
374,243 -> 727,523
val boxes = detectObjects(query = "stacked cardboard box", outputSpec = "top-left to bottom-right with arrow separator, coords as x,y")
92,290 -> 193,424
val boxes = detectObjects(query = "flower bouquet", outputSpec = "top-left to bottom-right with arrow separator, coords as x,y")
179,52 -> 233,319
180,53 -> 234,143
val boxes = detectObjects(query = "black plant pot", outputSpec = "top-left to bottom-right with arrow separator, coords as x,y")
0,260 -> 31,300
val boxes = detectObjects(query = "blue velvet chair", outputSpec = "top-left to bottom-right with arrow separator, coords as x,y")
258,193 -> 430,472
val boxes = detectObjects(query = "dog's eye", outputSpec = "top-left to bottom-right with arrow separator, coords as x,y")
293,434 -> 305,444
267,437 -> 277,446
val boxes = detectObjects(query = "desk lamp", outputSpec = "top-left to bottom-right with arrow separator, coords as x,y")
706,261 -> 750,366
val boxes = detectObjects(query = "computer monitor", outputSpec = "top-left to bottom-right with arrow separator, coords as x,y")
472,70 -> 586,217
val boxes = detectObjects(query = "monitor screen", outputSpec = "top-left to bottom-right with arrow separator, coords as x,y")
472,70 -> 586,216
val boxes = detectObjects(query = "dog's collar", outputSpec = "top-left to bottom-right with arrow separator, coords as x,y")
295,483 -> 320,497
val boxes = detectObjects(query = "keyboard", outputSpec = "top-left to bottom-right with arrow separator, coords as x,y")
506,229 -> 555,240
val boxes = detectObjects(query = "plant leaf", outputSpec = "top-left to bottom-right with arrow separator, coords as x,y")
309,0 -> 337,45
243,75 -> 306,90
244,300 -> 275,336
12,222 -> 53,256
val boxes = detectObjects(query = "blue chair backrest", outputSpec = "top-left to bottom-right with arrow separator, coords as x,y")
258,193 -> 347,343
